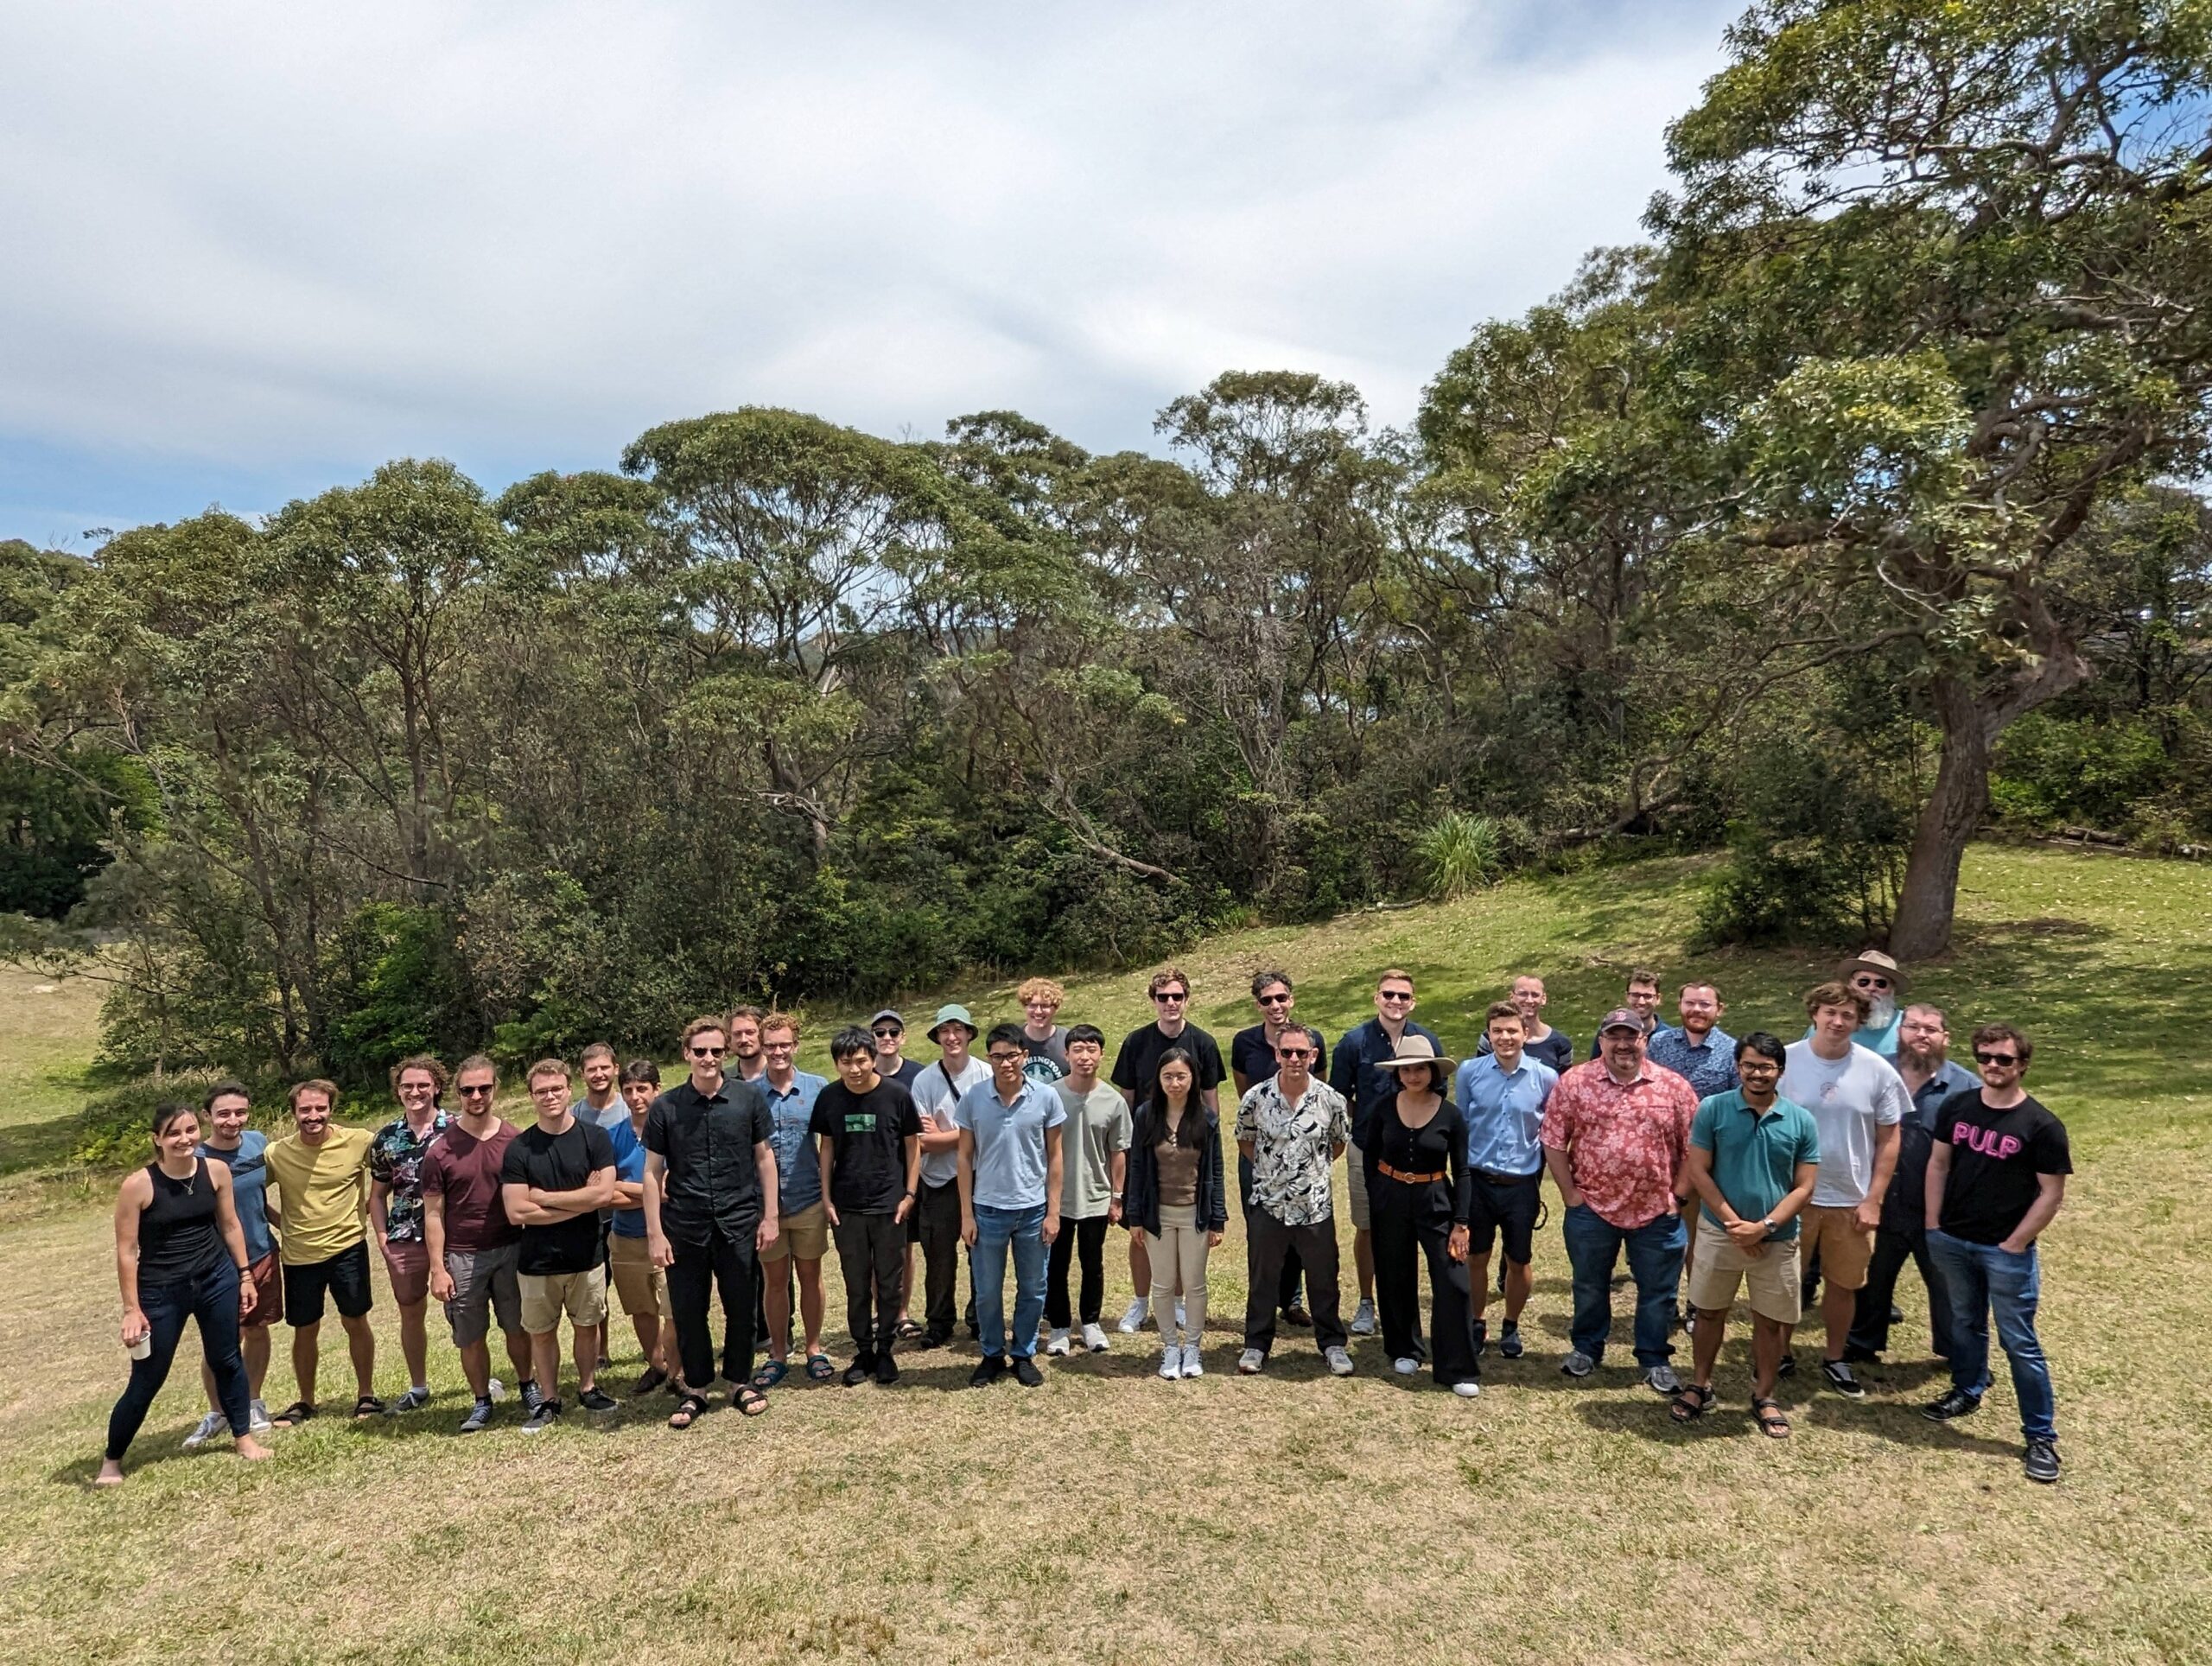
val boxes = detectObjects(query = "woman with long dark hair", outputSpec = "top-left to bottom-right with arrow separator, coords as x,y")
1122,1047 -> 1227,1380
1364,1037 -> 1481,1397
98,1102 -> 270,1483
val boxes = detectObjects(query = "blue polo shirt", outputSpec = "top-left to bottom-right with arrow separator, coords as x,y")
1452,1053 -> 1557,1177
951,1078 -> 1068,1211
1647,1024 -> 1740,1097
761,1071 -> 828,1212
605,1115 -> 650,1237
1688,1089 -> 1821,1241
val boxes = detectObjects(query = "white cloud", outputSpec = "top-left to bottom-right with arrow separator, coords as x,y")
0,0 -> 1738,518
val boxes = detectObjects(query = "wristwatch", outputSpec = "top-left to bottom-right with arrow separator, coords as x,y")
1759,1217 -> 1776,1235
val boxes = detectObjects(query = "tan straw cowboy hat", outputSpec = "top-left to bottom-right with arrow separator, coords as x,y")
1837,948 -> 1909,996
1376,1033 -> 1456,1073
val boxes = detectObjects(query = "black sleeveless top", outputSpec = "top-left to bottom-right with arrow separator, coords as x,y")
139,1159 -> 223,1287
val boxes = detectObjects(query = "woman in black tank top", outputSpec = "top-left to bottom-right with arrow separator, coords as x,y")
98,1102 -> 269,1483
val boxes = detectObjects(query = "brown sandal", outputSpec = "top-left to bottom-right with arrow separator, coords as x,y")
1751,1396 -> 1791,1438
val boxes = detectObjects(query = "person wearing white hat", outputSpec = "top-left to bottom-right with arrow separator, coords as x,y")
1363,1036 -> 1480,1396
1827,950 -> 1910,1057
910,1004 -> 988,1348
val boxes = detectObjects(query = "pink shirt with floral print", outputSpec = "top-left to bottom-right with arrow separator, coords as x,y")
1538,1059 -> 1698,1228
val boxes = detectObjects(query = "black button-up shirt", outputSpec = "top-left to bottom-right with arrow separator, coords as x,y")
644,1077 -> 773,1245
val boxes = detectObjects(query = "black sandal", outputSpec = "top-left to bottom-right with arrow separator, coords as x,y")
1669,1383 -> 1715,1423
733,1385 -> 770,1417
1751,1396 -> 1792,1439
271,1401 -> 315,1428
668,1392 -> 709,1430
352,1395 -> 387,1419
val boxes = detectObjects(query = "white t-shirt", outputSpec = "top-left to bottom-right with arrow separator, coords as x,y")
912,1056 -> 990,1187
1781,1040 -> 1910,1207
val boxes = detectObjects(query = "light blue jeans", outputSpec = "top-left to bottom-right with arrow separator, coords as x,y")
1927,1229 -> 2056,1441
971,1202 -> 1048,1360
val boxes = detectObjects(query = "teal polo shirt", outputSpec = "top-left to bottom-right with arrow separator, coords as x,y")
1689,1089 -> 1821,1240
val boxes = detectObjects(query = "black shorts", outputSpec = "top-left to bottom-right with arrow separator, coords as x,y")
283,1240 -> 374,1327
1467,1170 -> 1543,1265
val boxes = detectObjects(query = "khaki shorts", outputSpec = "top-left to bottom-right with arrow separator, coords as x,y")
607,1231 -> 671,1322
1686,1218 -> 1803,1325
1799,1203 -> 1876,1290
1346,1143 -> 1371,1230
380,1238 -> 430,1306
758,1199 -> 830,1263
519,1265 -> 608,1333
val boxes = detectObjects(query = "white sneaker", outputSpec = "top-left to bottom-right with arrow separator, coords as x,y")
1045,1328 -> 1071,1356
1351,1298 -> 1376,1335
1452,1381 -> 1482,1398
1082,1322 -> 1109,1353
248,1398 -> 272,1433
1394,1356 -> 1419,1376
1174,1299 -> 1186,1331
1325,1345 -> 1356,1377
181,1410 -> 225,1450
1237,1348 -> 1265,1375
1158,1346 -> 1182,1381
1118,1298 -> 1150,1334
1180,1343 -> 1203,1378
486,1377 -> 507,1402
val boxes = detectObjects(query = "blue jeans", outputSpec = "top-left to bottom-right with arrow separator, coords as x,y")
971,1202 -> 1048,1360
1927,1229 -> 2056,1441
1561,1203 -> 1685,1367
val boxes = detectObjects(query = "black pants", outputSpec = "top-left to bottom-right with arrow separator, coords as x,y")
107,1260 -> 251,1460
1045,1213 -> 1111,1328
1239,1152 -> 1304,1312
834,1211 -> 906,1356
1851,1223 -> 1957,1358
915,1180 -> 963,1336
668,1226 -> 756,1390
1245,1207 -> 1344,1356
1370,1179 -> 1478,1387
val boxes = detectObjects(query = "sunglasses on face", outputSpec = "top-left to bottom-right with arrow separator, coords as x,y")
1852,976 -> 1891,990
1257,993 -> 1291,1007
1276,1048 -> 1313,1061
874,1027 -> 901,1039
1379,990 -> 1413,1003
1153,990 -> 1187,1003
689,1045 -> 725,1059
1974,1051 -> 2020,1066
457,1084 -> 494,1098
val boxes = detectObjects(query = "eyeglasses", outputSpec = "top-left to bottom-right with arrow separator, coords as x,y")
689,1045 -> 726,1059
1153,990 -> 1186,1003
1257,993 -> 1292,1007
1378,989 -> 1414,1003
987,1051 -> 1024,1064
1738,1060 -> 1781,1075
1973,1050 -> 2020,1066
457,1084 -> 494,1098
873,1027 -> 901,1039
1852,975 -> 1891,990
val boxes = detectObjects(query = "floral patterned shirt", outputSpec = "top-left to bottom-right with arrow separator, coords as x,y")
369,1111 -> 452,1244
1235,1076 -> 1351,1227
1538,1060 -> 1697,1229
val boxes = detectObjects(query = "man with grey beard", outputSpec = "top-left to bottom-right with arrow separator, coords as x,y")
1848,1002 -> 1977,1362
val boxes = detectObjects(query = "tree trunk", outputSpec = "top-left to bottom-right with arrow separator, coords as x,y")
1890,673 -> 1991,960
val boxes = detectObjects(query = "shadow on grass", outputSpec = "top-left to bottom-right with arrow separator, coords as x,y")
1571,1391 -> 2023,1458
0,1108 -> 90,1178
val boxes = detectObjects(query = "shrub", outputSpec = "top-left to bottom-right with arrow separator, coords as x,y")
1415,811 -> 1504,900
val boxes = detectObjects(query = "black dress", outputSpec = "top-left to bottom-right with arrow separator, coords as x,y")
1363,1096 -> 1478,1387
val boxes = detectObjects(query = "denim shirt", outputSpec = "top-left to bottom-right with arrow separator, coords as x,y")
761,1071 -> 828,1213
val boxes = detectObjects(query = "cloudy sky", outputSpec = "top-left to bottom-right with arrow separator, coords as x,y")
0,0 -> 1739,544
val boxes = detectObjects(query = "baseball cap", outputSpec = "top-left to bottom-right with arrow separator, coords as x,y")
1598,1008 -> 1645,1034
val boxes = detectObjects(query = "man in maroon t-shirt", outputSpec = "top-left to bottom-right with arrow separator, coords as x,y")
422,1055 -> 536,1433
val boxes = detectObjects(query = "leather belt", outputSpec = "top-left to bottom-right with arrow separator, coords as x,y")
1376,1162 -> 1446,1184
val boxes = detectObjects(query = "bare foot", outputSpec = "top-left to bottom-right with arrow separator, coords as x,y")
93,1459 -> 124,1486
235,1434 -> 272,1461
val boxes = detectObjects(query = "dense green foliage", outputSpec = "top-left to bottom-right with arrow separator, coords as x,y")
3,3 -> 2210,1084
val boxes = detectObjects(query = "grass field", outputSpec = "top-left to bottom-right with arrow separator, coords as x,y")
2,844 -> 2209,1663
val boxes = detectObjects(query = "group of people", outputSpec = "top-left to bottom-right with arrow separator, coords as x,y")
99,953 -> 2074,1486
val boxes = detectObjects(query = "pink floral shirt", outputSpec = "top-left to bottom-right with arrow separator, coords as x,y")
1538,1059 -> 1698,1228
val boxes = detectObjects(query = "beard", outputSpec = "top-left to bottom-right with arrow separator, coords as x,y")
1864,994 -> 1898,1031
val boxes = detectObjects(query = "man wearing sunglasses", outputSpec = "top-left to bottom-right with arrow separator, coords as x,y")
1235,1025 -> 1353,1377
1231,970 -> 1328,1331
1829,950 -> 1908,1057
1922,1023 -> 2071,1485
644,1017 -> 779,1428
423,1055 -> 537,1432
871,1009 -> 925,1091
1330,969 -> 1440,1339
1110,968 -> 1225,1334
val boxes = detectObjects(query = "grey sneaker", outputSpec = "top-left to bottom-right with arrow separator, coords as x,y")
1179,1343 -> 1203,1378
520,1398 -> 562,1434
486,1377 -> 507,1402
391,1385 -> 431,1414
1560,1350 -> 1596,1378
1451,1380 -> 1481,1398
1821,1358 -> 1866,1398
1237,1348 -> 1265,1375
1393,1356 -> 1420,1376
1117,1298 -> 1150,1333
1081,1322 -> 1109,1353
457,1398 -> 494,1434
181,1410 -> 226,1450
1644,1364 -> 1682,1396
518,1379 -> 544,1413
1325,1345 -> 1356,1377
1045,1328 -> 1071,1356
248,1398 -> 273,1433
1350,1298 -> 1376,1335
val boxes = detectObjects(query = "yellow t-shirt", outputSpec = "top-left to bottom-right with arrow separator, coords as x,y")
265,1125 -> 372,1265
